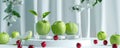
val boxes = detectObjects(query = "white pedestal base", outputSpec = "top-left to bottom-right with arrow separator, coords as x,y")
22,38 -> 91,47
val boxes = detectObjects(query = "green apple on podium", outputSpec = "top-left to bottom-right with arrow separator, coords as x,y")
29,11 -> 51,35
110,34 -> 120,45
97,31 -> 107,40
52,21 -> 66,35
66,22 -> 78,35
36,20 -> 50,35
0,32 -> 10,44
11,31 -> 20,38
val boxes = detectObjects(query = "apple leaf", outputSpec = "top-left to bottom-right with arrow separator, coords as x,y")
12,10 -> 20,18
98,0 -> 102,3
92,0 -> 98,6
29,10 -> 38,16
42,11 -> 51,18
7,22 -> 11,26
81,0 -> 84,3
4,2 -> 12,13
3,15 -> 9,20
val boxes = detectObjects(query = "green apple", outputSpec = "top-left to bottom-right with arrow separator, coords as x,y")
52,21 -> 66,35
0,32 -> 10,44
110,34 -> 120,45
11,31 -> 20,38
24,31 -> 32,40
36,20 -> 50,35
66,22 -> 78,35
97,31 -> 107,40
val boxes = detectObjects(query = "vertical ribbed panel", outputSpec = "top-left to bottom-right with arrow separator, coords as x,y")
57,0 -> 62,21
20,0 -> 25,35
102,0 -> 118,37
117,0 -> 120,34
0,1 -> 8,32
33,0 -> 39,38
0,0 -> 1,32
24,0 -> 34,32
42,0 -> 49,20
74,0 -> 82,38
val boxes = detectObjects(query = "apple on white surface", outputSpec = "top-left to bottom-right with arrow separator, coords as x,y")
0,32 -> 10,44
52,21 -> 66,35
23,31 -> 32,40
35,11 -> 51,35
36,20 -> 50,35
11,31 -> 20,38
66,22 -> 78,35
97,31 -> 107,40
110,34 -> 120,45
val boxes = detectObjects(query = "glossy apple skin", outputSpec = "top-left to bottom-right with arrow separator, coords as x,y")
0,32 -> 10,44
110,34 -> 120,45
66,22 -> 78,35
11,31 -> 20,38
36,20 -> 50,35
52,21 -> 66,35
97,31 -> 107,40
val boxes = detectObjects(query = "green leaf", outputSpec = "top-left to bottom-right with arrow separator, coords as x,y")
42,11 -> 51,18
4,2 -> 12,13
7,22 -> 11,27
12,10 -> 20,18
81,0 -> 84,3
72,7 -> 75,10
98,0 -> 102,3
29,10 -> 38,16
3,15 -> 9,20
92,0 -> 98,6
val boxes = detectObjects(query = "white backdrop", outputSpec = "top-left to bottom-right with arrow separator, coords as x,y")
0,0 -> 103,38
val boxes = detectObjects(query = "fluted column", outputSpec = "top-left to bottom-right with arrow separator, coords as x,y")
0,1 -> 8,32
102,0 -> 118,36
20,0 -> 25,36
74,0 -> 82,38
33,0 -> 39,38
56,0 -> 62,21
117,0 -> 120,34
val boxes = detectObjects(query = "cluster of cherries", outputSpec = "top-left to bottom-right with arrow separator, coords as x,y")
16,35 -> 82,48
16,36 -> 118,48
16,35 -> 59,48
93,39 -> 118,48
16,40 -> 22,48
15,35 -> 82,48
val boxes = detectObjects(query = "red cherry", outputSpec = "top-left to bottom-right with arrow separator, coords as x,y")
28,45 -> 34,48
103,40 -> 108,45
112,44 -> 117,48
41,41 -> 46,47
53,35 -> 58,40
16,40 -> 21,45
17,44 -> 22,48
93,39 -> 98,44
76,43 -> 81,48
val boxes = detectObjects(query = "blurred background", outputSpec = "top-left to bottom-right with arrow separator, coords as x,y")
0,0 -> 119,38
